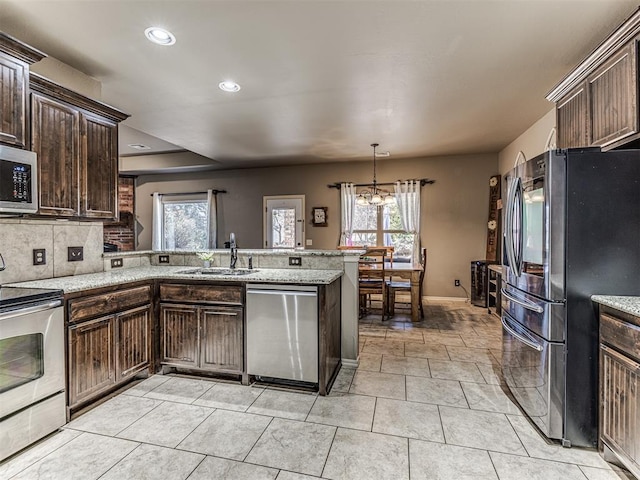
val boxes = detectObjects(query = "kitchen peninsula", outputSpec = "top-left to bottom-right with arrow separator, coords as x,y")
10,249 -> 358,418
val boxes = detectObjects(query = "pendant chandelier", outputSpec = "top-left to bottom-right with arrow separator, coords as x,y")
356,143 -> 395,206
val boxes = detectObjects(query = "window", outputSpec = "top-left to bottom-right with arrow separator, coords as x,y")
351,197 -> 414,262
162,198 -> 208,250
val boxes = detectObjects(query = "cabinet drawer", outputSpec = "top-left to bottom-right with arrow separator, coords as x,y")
159,283 -> 243,305
600,313 -> 640,361
69,285 -> 152,323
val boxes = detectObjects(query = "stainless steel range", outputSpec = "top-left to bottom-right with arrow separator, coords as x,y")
0,286 -> 65,461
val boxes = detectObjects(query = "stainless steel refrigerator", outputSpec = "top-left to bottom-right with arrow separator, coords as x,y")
501,147 -> 640,448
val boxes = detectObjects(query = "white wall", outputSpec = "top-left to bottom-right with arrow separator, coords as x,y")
498,108 -> 556,175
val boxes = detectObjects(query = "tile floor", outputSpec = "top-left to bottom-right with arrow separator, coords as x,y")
0,300 -> 633,480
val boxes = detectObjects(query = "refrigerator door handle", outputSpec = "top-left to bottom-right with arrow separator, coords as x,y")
505,177 -> 519,278
502,316 -> 543,352
513,177 -> 524,277
500,287 -> 544,313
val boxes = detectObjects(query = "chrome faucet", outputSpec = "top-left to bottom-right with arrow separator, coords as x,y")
229,233 -> 237,269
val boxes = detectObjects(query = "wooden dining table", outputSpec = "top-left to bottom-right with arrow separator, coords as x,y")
358,261 -> 424,322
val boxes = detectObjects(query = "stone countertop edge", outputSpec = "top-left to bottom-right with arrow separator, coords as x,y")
103,249 -> 360,257
7,266 -> 344,294
592,295 -> 640,317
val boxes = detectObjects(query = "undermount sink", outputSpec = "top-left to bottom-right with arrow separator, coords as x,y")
179,268 -> 258,276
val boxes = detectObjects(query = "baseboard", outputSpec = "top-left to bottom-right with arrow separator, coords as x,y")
341,358 -> 359,369
425,296 -> 469,302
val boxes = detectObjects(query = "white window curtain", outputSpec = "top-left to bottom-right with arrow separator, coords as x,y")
339,183 -> 356,245
206,189 -> 218,249
394,180 -> 421,263
151,192 -> 163,251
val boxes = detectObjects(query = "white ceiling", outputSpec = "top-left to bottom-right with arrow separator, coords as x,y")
0,1 -> 637,169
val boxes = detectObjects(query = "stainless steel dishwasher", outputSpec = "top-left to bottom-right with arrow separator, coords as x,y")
246,284 -> 318,383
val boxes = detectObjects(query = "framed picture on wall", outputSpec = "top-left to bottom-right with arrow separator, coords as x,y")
312,207 -> 328,226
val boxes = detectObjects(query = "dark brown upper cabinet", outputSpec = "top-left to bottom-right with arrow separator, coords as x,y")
0,33 -> 46,148
30,74 -> 129,220
547,9 -> 640,150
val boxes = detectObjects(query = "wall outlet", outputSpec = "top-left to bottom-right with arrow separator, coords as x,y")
158,255 -> 170,264
454,279 -> 460,287
111,258 -> 124,268
306,239 -> 313,246
289,256 -> 302,266
33,249 -> 46,266
68,246 -> 84,262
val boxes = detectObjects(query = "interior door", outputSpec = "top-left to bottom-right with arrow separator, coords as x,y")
264,196 -> 304,248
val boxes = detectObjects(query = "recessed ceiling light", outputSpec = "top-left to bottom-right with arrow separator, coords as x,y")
218,81 -> 241,93
144,27 -> 176,46
128,143 -> 151,150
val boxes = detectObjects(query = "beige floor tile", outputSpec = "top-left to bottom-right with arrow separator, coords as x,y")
178,410 -> 272,460
361,339 -> 406,356
323,428 -> 409,480
381,355 -> 431,377
10,432 -> 138,480
358,352 -> 383,372
193,382 -> 264,411
406,376 -> 468,408
187,456 -> 278,480
460,382 -> 522,415
247,389 -> 316,421
422,332 -> 466,347
123,375 -> 171,397
490,451 -> 591,480
66,395 -> 162,436
404,342 -> 450,360
331,367 -> 356,393
306,393 -> 376,430
275,472 -> 319,480
143,376 -> 215,404
373,398 -> 444,442
439,406 -> 527,456
349,370 -> 406,400
579,466 -> 633,480
445,345 -> 499,364
477,363 -> 506,385
117,401 -> 213,448
385,329 -> 425,343
428,359 -> 485,383
409,439 -> 498,480
245,418 -> 336,476
101,444 -> 203,480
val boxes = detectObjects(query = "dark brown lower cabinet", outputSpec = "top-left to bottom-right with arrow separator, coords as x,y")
599,307 -> 640,478
67,284 -> 152,415
160,302 -> 243,374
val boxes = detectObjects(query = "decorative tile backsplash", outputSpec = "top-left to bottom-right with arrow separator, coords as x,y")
0,219 -> 105,284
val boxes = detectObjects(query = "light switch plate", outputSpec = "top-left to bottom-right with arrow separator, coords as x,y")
68,246 -> 83,262
306,239 -> 313,246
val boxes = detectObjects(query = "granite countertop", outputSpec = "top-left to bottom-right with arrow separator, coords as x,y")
8,266 -> 343,294
592,295 -> 640,317
103,249 -> 354,257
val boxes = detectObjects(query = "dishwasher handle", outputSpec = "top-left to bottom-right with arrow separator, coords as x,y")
247,289 -> 317,297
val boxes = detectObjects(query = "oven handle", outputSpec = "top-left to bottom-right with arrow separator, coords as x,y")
501,316 -> 543,352
0,300 -> 62,321
501,288 -> 543,313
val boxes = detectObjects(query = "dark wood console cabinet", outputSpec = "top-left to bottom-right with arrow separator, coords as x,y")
66,283 -> 152,416
0,33 -> 45,148
30,74 -> 128,220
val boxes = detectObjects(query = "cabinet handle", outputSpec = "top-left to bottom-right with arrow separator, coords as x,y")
0,132 -> 18,141
206,311 -> 238,316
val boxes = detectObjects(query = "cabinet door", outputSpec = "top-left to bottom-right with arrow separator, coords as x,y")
0,53 -> 27,148
200,306 -> 243,373
588,42 -> 638,147
556,85 -> 589,148
80,113 -> 118,219
600,344 -> 640,471
116,305 -> 151,381
31,93 -> 80,216
161,304 -> 199,368
68,316 -> 115,407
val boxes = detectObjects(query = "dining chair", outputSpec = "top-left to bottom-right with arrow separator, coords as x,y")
358,248 -> 388,321
386,248 -> 426,319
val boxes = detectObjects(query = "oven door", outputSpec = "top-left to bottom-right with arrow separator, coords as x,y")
0,302 -> 64,418
502,310 -> 565,441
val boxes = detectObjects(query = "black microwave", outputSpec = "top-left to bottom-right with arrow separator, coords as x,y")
0,145 -> 38,214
